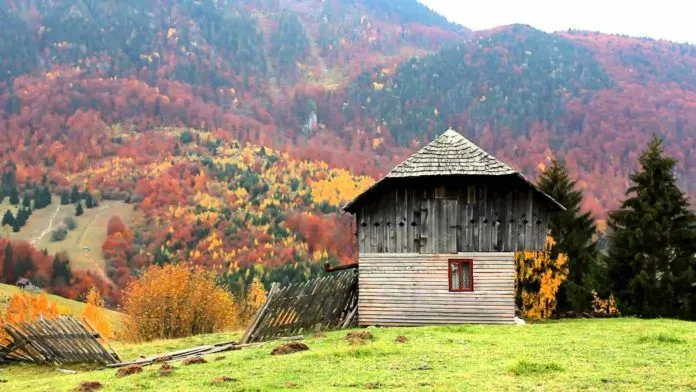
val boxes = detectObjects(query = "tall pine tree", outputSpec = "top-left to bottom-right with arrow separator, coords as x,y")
606,136 -> 696,319
538,160 -> 600,312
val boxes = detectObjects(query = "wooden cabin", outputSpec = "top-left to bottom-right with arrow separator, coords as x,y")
343,129 -> 564,325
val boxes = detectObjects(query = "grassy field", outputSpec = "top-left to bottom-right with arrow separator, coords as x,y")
0,197 -> 137,271
1,318 -> 694,391
0,284 -> 123,330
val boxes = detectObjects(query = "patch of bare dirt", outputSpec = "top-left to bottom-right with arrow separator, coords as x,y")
116,364 -> 143,378
395,336 -> 408,343
214,356 -> 226,361
158,363 -> 174,376
182,356 -> 207,365
73,381 -> 103,392
270,342 -> 309,355
346,331 -> 374,345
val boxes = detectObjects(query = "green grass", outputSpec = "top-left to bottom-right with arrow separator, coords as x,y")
0,197 -> 137,270
2,318 -> 695,391
0,284 -> 123,330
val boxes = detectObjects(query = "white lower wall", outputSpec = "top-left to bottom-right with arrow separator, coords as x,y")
358,252 -> 515,326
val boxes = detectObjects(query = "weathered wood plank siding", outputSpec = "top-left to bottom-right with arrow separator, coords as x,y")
355,176 -> 552,253
358,252 -> 515,326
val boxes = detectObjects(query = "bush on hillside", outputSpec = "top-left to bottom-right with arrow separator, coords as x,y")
121,264 -> 238,342
51,224 -> 69,242
63,216 -> 77,230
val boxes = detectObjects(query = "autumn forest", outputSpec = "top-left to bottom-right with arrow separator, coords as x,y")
0,0 -> 695,307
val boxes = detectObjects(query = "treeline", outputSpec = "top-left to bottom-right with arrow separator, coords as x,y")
541,136 -> 696,320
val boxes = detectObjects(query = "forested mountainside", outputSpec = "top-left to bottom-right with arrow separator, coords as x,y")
0,0 -> 695,301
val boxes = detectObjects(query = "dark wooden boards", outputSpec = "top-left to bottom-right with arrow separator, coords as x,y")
355,176 -> 553,254
241,270 -> 359,343
0,316 -> 119,365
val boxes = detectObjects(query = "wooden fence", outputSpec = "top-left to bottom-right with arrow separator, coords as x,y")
241,269 -> 359,343
0,316 -> 119,365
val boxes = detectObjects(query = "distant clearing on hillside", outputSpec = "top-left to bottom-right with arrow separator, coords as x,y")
0,197 -> 137,271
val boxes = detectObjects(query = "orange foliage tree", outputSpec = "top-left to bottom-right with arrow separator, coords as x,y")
121,264 -> 238,342
79,287 -> 112,340
0,292 -> 71,329
515,236 -> 569,319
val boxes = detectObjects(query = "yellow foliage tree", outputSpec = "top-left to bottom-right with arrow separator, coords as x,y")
515,236 -> 569,319
79,287 -> 112,340
121,264 -> 239,342
239,278 -> 268,326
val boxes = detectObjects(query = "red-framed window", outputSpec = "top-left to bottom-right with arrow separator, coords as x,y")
449,259 -> 474,292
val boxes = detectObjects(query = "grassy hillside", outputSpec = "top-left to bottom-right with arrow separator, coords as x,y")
2,319 -> 694,391
0,197 -> 137,271
0,284 -> 123,330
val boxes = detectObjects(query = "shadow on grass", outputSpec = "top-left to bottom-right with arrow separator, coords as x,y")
636,333 -> 685,345
509,360 -> 564,376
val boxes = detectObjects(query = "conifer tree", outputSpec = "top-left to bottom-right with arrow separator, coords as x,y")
2,209 -> 14,227
60,189 -> 70,205
75,202 -> 84,217
22,191 -> 31,208
538,160 -> 600,312
9,186 -> 19,205
70,185 -> 80,204
606,136 -> 696,319
85,193 -> 94,209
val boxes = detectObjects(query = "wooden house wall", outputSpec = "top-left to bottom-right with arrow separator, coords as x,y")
355,177 -> 551,253
358,252 -> 515,325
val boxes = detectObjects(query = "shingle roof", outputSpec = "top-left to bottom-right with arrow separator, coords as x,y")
343,129 -> 564,212
385,129 -> 516,178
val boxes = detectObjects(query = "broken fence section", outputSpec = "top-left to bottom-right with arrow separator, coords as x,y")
0,315 -> 119,365
241,269 -> 359,343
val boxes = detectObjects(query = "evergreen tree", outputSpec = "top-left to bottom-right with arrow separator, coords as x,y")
42,186 -> 52,207
70,185 -> 80,204
60,189 -> 70,205
3,243 -> 13,281
538,160 -> 600,312
22,191 -> 31,208
2,209 -> 14,227
75,202 -> 84,217
9,186 -> 19,205
606,136 -> 696,319
85,192 -> 94,209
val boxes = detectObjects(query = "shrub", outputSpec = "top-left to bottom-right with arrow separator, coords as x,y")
121,264 -> 239,342
515,236 -> 569,319
63,216 -> 77,230
0,292 -> 72,342
51,224 -> 69,242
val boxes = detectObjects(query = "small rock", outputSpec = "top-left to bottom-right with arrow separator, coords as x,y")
182,356 -> 207,365
73,381 -> 103,392
271,342 -> 309,355
116,364 -> 143,378
395,336 -> 408,343
158,363 -> 174,377
513,316 -> 526,325
414,363 -> 432,371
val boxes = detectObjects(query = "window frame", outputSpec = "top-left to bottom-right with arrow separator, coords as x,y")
448,258 -> 474,292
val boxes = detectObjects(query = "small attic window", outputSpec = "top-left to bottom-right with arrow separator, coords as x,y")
448,259 -> 473,292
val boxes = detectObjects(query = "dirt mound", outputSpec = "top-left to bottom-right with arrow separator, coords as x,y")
158,363 -> 174,376
73,381 -> 103,392
182,356 -> 207,365
346,331 -> 374,345
211,376 -> 238,384
395,336 -> 408,343
116,364 -> 143,378
271,342 -> 309,355
154,355 -> 173,363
